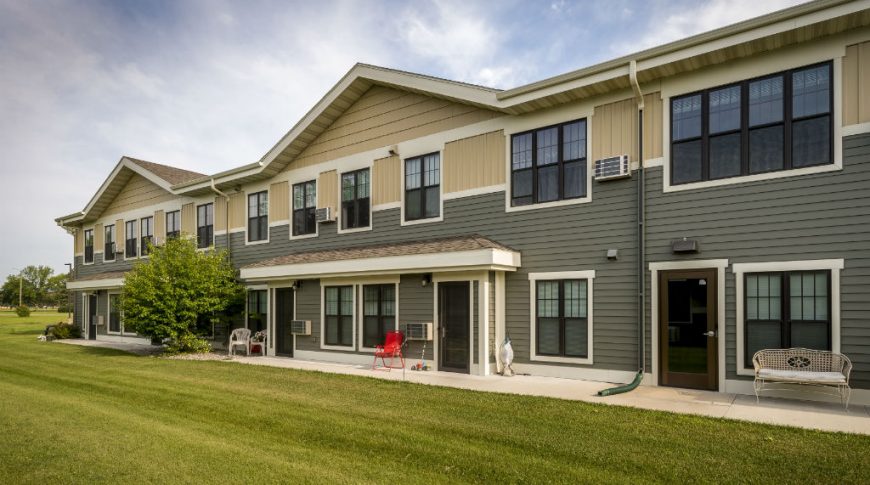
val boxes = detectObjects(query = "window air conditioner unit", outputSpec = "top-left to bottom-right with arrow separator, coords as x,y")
594,155 -> 631,181
315,207 -> 335,223
403,322 -> 433,341
290,320 -> 311,335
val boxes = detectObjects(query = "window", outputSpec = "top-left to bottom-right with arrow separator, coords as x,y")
293,181 -> 317,236
197,203 -> 213,249
166,211 -> 180,239
83,229 -> 94,264
324,286 -> 353,346
744,271 -> 831,367
341,169 -> 370,230
109,294 -> 121,333
248,191 -> 268,242
405,153 -> 440,221
125,220 -> 137,258
511,119 -> 587,206
536,280 -> 588,358
247,290 -> 267,333
670,62 -> 833,185
362,284 -> 396,348
104,225 -> 115,262
140,216 -> 153,256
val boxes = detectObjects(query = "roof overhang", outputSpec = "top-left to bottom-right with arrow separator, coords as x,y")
67,277 -> 125,291
240,247 -> 521,282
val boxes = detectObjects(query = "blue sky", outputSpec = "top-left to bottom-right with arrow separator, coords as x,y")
0,0 -> 807,281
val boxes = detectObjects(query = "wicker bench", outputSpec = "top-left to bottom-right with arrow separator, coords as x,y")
752,348 -> 852,409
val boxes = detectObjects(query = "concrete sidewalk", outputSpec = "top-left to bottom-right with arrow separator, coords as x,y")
54,339 -> 869,434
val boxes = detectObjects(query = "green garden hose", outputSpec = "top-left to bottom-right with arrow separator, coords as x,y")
597,371 -> 643,396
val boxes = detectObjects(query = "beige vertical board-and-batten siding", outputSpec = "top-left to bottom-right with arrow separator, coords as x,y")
843,41 -> 870,126
228,193 -> 246,230
642,92 -> 663,161
443,130 -> 506,194
94,223 -> 104,252
154,210 -> 165,242
317,170 -> 338,215
283,85 -> 501,172
372,155 -> 400,206
592,97 -> 638,164
269,182 -> 289,222
74,227 -> 84,255
101,173 -> 176,219
214,196 -> 228,232
180,203 -> 195,235
115,219 -> 124,245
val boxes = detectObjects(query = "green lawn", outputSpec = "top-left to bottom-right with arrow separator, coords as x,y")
1,311 -> 868,484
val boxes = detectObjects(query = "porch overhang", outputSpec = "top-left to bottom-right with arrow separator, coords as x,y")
67,271 -> 126,291
239,235 -> 521,282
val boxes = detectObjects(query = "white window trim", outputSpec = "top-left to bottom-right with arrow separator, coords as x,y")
661,55 -> 844,193
649,259 -> 728,389
245,189 -> 270,245
82,228 -> 95,265
320,282 -> 357,351
289,178 -> 319,240
400,151 -> 444,226
124,220 -> 139,261
732,259 -> 843,377
337,164 -> 374,235
528,270 -> 595,365
357,279 -> 400,353
503,115 -> 593,213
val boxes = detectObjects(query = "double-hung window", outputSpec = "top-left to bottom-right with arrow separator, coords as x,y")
511,119 -> 587,206
248,191 -> 268,242
125,220 -> 137,258
341,169 -> 370,230
165,210 -> 180,239
362,284 -> 396,348
324,286 -> 353,347
109,294 -> 121,333
104,225 -> 115,261
744,271 -> 831,367
197,203 -> 213,249
247,290 -> 267,333
140,216 -> 153,256
405,153 -> 440,221
670,61 -> 833,185
536,279 -> 589,358
83,229 -> 94,264
292,181 -> 316,236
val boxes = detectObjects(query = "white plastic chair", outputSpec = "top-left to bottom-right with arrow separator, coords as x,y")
228,328 -> 251,356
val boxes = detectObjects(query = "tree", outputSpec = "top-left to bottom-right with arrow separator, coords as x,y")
0,265 -> 59,307
46,273 -> 69,310
120,237 -> 243,351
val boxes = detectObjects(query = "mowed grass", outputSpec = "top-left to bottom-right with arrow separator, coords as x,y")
1,312 -> 868,484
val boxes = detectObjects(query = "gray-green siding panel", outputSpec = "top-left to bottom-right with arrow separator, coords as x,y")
399,274 -> 434,363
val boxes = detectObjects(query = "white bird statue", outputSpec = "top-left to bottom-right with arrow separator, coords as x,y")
499,336 -> 515,376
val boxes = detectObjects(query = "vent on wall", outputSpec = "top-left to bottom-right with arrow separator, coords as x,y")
594,155 -> 631,181
403,322 -> 433,341
315,207 -> 335,223
290,320 -> 311,335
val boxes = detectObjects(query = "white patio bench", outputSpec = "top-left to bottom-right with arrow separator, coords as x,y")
752,348 -> 852,409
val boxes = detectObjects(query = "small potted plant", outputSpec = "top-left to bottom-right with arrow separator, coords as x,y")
251,330 -> 267,355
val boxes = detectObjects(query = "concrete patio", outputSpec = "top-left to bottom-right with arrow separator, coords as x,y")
55,338 -> 870,435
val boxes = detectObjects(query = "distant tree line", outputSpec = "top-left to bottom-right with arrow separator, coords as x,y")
0,265 -> 69,309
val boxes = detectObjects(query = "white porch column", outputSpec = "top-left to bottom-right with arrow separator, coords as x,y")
494,271 -> 506,374
478,275 -> 490,376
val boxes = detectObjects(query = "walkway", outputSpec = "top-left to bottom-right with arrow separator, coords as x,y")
55,339 -> 870,434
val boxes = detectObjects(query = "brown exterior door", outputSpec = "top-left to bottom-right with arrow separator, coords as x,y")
439,282 -> 470,373
275,288 -> 294,357
659,269 -> 717,390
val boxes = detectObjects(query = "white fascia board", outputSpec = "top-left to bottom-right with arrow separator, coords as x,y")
67,278 -> 124,290
240,248 -> 520,281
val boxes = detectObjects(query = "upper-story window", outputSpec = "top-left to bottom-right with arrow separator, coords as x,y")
83,229 -> 94,264
671,62 -> 833,185
166,210 -> 180,240
405,153 -> 440,221
104,225 -> 115,262
341,169 -> 370,230
125,220 -> 137,258
140,217 -> 153,256
248,191 -> 268,242
511,119 -> 587,206
293,181 -> 316,236
197,203 -> 213,249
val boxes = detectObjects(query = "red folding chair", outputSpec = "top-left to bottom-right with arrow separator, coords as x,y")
372,330 -> 405,371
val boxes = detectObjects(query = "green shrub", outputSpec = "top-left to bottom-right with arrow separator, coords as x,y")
50,323 -> 82,340
164,334 -> 212,355
15,306 -> 30,317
